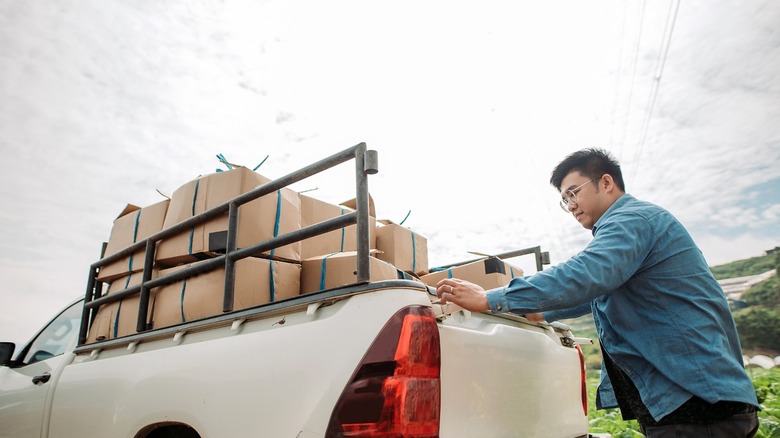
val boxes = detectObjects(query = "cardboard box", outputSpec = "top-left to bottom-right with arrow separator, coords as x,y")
300,251 -> 401,294
419,257 -> 524,290
151,257 -> 301,330
299,194 -> 376,259
86,271 -> 158,342
156,167 -> 301,267
97,200 -> 169,282
375,220 -> 428,275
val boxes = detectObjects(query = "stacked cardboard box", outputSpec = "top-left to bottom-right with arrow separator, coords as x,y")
87,271 -> 157,342
375,219 -> 428,276
97,200 -> 169,282
300,251 -> 402,294
156,167 -> 301,267
419,257 -> 524,290
87,160 -> 442,342
299,194 -> 377,259
151,257 -> 301,330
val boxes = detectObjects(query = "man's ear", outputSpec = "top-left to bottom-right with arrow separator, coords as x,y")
602,174 -> 616,193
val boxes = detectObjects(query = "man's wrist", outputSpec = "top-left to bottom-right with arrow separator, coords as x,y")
485,288 -> 508,313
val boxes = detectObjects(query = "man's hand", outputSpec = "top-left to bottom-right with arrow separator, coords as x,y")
435,278 -> 490,313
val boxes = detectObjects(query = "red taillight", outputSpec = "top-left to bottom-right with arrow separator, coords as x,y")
576,344 -> 587,416
327,306 -> 441,438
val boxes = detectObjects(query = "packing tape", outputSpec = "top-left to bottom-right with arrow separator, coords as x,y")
411,232 -> 417,273
188,180 -> 200,256
319,253 -> 338,291
179,278 -> 188,323
270,190 -> 282,258
127,209 -> 142,271
340,208 -> 346,252
269,261 -> 276,302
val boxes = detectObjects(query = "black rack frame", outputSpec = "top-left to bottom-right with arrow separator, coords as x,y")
77,143 -> 378,346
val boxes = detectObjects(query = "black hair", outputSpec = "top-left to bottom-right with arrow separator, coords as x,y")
550,148 -> 625,192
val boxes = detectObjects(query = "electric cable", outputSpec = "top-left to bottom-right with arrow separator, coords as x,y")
609,0 -> 629,152
616,0 -> 647,160
631,0 -> 681,183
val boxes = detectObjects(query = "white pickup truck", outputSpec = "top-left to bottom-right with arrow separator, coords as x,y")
0,145 -> 594,438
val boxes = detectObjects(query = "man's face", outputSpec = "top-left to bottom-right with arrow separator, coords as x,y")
559,171 -> 608,230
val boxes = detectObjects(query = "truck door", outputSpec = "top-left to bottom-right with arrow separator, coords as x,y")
0,300 -> 82,438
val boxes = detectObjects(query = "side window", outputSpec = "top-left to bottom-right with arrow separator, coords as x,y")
21,301 -> 83,366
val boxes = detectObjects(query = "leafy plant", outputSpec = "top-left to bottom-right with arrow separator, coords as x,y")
734,307 -> 780,352
749,368 -> 780,438
742,275 -> 780,309
587,368 -> 780,437
586,370 -> 642,435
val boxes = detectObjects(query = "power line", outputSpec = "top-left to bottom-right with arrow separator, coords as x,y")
608,0 -> 629,153
631,0 -> 681,182
615,0 -> 647,160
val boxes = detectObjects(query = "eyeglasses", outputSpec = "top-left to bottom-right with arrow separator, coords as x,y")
559,176 -> 600,212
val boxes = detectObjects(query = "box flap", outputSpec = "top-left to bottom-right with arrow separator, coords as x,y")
115,204 -> 141,220
339,194 -> 376,218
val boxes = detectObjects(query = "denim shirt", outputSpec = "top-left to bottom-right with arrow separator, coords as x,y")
486,194 -> 758,421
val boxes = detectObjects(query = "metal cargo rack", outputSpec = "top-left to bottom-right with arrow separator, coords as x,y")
430,246 -> 551,273
76,143 -> 386,350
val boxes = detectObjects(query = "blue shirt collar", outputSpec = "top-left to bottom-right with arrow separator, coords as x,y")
592,193 -> 632,236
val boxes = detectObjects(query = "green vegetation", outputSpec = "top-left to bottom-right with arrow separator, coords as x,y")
729,253 -> 780,354
734,307 -> 780,352
585,370 -> 643,436
710,251 -> 778,280
742,275 -> 780,309
586,368 -> 780,437
750,368 -> 780,437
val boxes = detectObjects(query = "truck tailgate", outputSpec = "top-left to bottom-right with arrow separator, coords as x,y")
436,308 -> 589,438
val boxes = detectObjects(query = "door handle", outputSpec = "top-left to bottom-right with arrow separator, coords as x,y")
32,372 -> 51,385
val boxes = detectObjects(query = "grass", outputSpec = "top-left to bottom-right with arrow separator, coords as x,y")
586,368 -> 780,437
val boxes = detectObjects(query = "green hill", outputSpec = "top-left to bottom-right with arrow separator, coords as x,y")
710,251 -> 778,280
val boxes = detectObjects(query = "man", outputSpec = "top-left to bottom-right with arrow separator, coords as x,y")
436,148 -> 760,437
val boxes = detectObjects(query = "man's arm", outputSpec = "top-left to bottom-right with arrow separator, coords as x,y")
541,302 -> 592,322
436,212 -> 654,315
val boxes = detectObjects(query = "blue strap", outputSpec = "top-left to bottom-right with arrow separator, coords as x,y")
179,278 -> 187,323
188,180 -> 200,255
269,261 -> 276,302
216,153 -> 233,170
319,253 -> 337,290
270,190 -> 282,257
253,155 -> 269,171
340,208 -> 345,252
510,266 -> 517,278
127,209 -> 142,271
112,274 -> 134,338
113,300 -> 121,339
411,232 -> 417,272
447,268 -> 453,278
399,210 -> 411,226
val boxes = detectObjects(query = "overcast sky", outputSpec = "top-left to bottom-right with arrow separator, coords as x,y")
1,0 -> 778,346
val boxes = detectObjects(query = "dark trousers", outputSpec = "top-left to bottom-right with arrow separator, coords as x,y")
642,411 -> 759,438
